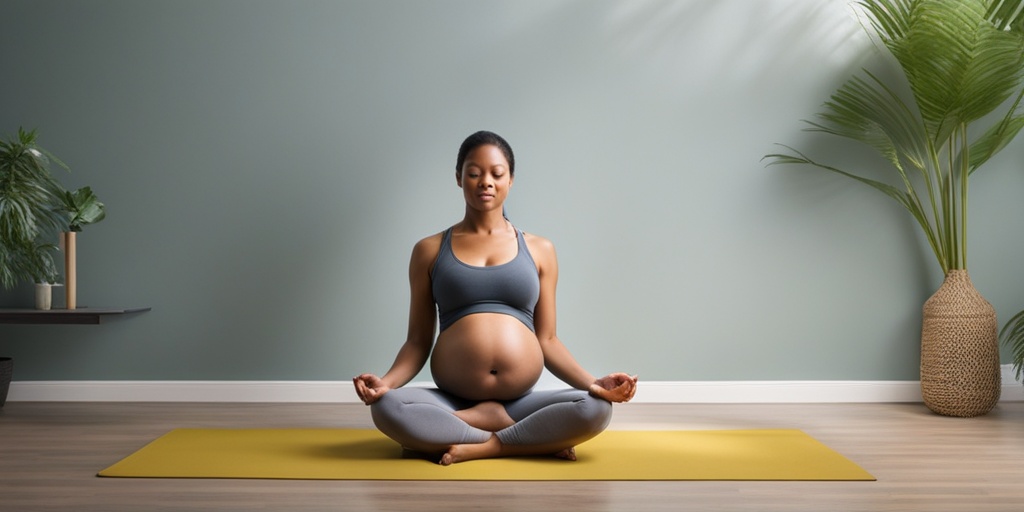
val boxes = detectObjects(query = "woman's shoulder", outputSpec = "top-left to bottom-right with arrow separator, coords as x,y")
411,230 -> 445,259
405,230 -> 446,276
522,230 -> 551,243
522,230 -> 556,258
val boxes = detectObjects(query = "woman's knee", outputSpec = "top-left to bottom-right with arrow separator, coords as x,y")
369,391 -> 432,450
368,392 -> 401,431
576,394 -> 613,433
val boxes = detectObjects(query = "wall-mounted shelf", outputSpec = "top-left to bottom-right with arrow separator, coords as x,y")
0,307 -> 151,325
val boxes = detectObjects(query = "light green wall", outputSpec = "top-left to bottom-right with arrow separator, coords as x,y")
2,0 -> 1022,382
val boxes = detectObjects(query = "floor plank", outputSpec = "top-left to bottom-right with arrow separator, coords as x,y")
0,401 -> 1021,511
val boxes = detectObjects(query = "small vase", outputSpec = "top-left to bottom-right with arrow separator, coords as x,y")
920,270 -> 1001,417
34,283 -> 53,311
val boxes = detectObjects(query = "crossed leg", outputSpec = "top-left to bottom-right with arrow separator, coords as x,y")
448,399 -> 576,464
370,387 -> 611,465
440,434 -> 578,465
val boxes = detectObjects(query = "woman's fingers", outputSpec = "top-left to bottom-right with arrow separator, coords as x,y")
352,375 -> 378,404
612,375 -> 638,402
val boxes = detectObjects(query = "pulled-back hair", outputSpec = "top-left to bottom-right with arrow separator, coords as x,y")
456,131 -> 515,176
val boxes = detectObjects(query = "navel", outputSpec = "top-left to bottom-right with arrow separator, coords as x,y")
489,369 -> 498,375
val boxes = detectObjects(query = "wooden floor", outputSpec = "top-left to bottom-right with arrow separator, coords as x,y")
0,400 -> 1021,512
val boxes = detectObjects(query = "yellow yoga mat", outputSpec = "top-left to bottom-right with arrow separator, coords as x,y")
98,428 -> 875,481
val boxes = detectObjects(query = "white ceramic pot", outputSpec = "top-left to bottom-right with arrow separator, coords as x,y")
35,283 -> 53,310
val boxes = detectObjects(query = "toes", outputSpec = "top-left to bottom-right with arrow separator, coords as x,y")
554,447 -> 577,461
439,452 -> 455,466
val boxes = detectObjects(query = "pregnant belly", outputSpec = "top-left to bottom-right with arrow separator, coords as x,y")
430,313 -> 544,401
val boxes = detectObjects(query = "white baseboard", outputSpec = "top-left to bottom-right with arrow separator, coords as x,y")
8,365 -> 1022,403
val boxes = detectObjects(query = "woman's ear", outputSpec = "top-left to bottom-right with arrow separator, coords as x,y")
455,170 -> 463,188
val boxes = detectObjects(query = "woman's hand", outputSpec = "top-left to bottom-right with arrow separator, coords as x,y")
353,373 -> 390,405
589,373 -> 638,403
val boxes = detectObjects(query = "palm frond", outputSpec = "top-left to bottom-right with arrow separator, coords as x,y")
857,0 -> 914,41
890,0 -> 1024,144
764,145 -> 947,270
986,0 -> 1024,31
967,94 -> 1024,171
765,0 -> 1024,276
0,128 -> 70,289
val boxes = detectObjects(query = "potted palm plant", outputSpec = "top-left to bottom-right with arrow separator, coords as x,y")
765,0 -> 1024,416
18,239 -> 61,310
0,128 -> 69,408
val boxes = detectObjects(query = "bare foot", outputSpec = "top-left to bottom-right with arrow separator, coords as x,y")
554,446 -> 576,461
440,435 -> 502,466
438,436 -> 579,466
454,401 -> 515,432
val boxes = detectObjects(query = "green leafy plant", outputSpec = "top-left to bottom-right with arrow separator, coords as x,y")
0,128 -> 69,289
1000,311 -> 1024,381
7,239 -> 60,284
764,0 -> 1024,275
59,186 -> 105,232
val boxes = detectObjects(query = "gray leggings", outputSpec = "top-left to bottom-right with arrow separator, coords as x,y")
370,387 -> 613,454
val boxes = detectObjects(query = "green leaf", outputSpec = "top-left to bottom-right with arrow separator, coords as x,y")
60,186 -> 106,231
968,113 -> 1024,170
986,0 -> 1024,31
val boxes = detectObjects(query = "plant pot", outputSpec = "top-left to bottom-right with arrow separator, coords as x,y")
0,357 -> 12,408
920,270 -> 1001,417
35,283 -> 53,310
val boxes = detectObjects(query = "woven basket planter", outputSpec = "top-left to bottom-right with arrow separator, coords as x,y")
920,270 -> 1001,417
0,357 -> 12,408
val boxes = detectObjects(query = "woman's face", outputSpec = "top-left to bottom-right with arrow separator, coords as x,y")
457,144 -> 513,214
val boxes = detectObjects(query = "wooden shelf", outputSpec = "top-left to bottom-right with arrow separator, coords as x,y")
0,307 -> 151,325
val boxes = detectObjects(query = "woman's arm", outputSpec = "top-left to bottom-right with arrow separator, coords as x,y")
528,234 -> 637,402
353,235 -> 440,404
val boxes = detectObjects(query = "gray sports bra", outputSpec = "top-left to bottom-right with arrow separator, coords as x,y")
431,226 -> 541,333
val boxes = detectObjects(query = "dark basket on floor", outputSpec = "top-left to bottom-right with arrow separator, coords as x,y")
0,357 -> 12,408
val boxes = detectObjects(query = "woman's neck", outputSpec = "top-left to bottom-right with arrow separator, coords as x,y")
458,209 -> 510,235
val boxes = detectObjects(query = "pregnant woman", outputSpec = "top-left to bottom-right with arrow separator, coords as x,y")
353,130 -> 638,465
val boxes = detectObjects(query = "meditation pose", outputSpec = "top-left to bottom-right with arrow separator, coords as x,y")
353,131 -> 638,465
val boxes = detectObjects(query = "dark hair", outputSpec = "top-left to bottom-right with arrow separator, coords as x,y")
456,131 -> 515,176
